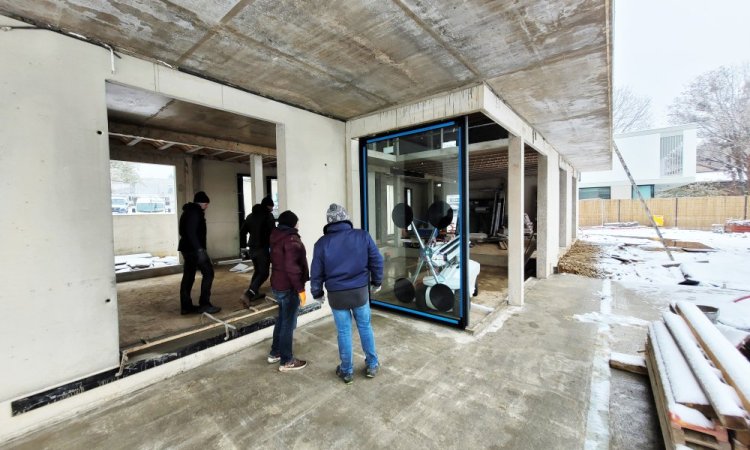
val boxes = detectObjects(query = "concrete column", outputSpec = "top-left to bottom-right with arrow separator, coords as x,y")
347,139 -> 361,228
559,167 -> 571,249
507,135 -> 525,306
536,152 -> 560,278
275,124 -> 287,211
250,154 -> 264,204
572,174 -> 579,239
182,155 -> 194,207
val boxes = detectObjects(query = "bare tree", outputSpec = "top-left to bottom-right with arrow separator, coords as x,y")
669,64 -> 750,193
613,86 -> 653,133
110,160 -> 140,195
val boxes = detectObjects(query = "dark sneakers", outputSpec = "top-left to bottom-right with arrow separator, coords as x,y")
180,305 -> 201,315
336,366 -> 353,384
365,365 -> 379,378
279,358 -> 307,372
200,304 -> 221,314
267,354 -> 281,364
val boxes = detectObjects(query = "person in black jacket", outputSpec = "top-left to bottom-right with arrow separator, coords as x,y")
239,196 -> 276,306
178,191 -> 220,315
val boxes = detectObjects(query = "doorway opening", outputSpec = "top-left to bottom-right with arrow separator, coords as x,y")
106,82 -> 285,369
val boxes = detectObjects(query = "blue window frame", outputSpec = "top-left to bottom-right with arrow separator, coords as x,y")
360,119 -> 470,328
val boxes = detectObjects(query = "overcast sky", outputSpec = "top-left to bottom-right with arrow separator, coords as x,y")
614,0 -> 750,128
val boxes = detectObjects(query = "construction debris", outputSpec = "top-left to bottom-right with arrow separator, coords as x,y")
725,220 -> 750,233
645,302 -> 750,449
114,253 -> 179,272
557,240 -> 605,278
609,352 -> 648,375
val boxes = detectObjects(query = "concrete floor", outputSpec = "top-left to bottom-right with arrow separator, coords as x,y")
7,273 -> 694,450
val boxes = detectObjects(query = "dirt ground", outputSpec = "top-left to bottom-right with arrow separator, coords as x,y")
117,266 -> 273,348
118,260 -> 510,347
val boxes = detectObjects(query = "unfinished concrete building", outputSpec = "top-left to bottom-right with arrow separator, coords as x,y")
0,0 -> 612,439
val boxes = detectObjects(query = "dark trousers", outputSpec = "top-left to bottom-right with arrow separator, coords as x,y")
270,289 -> 300,364
247,248 -> 270,294
180,251 -> 214,309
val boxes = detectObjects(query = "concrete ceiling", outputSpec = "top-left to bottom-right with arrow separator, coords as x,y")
0,0 -> 612,170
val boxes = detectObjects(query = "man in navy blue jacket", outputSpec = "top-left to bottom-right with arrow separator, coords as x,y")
311,204 -> 383,384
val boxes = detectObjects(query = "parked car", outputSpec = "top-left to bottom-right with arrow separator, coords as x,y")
135,197 -> 166,213
111,196 -> 129,214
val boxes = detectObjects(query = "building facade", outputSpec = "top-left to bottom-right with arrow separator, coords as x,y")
579,124 -> 698,200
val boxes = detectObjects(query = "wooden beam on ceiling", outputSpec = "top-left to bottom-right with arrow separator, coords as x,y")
109,123 -> 275,157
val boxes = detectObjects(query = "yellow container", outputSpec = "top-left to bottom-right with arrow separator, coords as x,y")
653,215 -> 664,226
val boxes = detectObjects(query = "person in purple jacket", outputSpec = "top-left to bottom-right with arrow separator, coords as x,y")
268,210 -> 309,372
311,204 -> 383,384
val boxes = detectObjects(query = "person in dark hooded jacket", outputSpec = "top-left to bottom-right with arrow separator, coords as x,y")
268,210 -> 309,372
310,203 -> 383,383
177,191 -> 220,315
239,196 -> 275,306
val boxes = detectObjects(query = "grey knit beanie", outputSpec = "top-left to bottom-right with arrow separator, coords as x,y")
326,203 -> 349,223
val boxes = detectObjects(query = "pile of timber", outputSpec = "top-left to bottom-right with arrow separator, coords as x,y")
645,301 -> 750,449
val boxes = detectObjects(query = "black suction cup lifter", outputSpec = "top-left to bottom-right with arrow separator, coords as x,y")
391,203 -> 414,229
427,201 -> 454,229
393,277 -> 416,303
427,283 -> 454,312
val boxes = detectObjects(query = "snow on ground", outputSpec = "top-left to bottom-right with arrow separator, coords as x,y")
578,226 -> 750,331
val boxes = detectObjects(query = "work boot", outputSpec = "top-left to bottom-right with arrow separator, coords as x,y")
336,365 -> 353,384
180,305 -> 201,315
240,290 -> 255,308
200,304 -> 221,314
365,364 -> 379,378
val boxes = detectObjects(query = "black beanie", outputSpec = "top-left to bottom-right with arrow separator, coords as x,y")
193,191 -> 210,203
261,196 -> 274,208
278,210 -> 298,228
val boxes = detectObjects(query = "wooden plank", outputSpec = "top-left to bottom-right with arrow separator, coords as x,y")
663,312 -> 749,430
609,351 -> 647,375
651,321 -> 713,416
648,330 -> 731,449
676,301 -> 750,421
646,335 -> 682,449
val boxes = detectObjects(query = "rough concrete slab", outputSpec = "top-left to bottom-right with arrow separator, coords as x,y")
0,0 -> 611,169
7,274 -> 671,449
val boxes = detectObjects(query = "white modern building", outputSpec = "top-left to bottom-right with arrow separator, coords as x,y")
579,124 -> 698,199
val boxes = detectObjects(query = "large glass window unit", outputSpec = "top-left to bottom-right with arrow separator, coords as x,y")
361,120 -> 471,327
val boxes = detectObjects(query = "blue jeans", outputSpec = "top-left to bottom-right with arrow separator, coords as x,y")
331,304 -> 378,375
270,289 -> 300,364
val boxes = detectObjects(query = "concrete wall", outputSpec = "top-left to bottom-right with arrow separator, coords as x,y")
0,13 -> 344,417
112,214 -> 178,257
0,15 -> 120,402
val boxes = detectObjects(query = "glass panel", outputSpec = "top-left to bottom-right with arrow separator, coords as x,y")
365,123 -> 464,322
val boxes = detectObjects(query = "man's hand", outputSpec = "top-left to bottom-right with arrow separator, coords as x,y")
240,248 -> 250,260
312,291 -> 325,303
370,284 -> 382,294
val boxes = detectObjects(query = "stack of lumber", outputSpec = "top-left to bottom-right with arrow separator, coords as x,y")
645,301 -> 750,449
